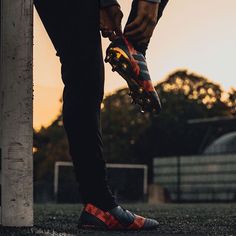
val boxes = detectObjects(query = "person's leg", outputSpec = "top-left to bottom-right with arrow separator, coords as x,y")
34,0 -> 117,210
126,0 -> 169,55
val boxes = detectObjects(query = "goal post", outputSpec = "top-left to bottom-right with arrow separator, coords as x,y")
54,162 -> 148,203
0,0 -> 33,227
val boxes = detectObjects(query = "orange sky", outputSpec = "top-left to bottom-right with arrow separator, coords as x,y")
33,0 -> 236,130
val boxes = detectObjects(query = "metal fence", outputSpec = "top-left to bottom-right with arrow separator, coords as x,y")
153,154 -> 236,202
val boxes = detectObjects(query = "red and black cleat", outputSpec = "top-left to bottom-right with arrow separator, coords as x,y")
78,203 -> 159,230
105,36 -> 162,114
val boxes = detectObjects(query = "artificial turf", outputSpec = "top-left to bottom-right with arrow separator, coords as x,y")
0,203 -> 235,235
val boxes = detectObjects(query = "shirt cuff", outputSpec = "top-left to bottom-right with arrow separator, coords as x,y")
100,0 -> 119,8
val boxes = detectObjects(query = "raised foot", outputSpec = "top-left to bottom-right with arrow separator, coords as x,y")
105,49 -> 160,115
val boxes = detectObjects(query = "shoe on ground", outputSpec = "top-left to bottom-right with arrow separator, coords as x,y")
78,203 -> 159,230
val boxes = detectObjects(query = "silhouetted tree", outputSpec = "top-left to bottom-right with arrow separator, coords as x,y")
34,115 -> 70,182
134,70 -> 232,181
101,89 -> 151,163
33,69 -> 235,185
228,88 -> 236,115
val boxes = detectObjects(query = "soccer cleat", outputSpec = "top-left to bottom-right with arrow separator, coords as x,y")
78,203 -> 159,230
105,37 -> 162,114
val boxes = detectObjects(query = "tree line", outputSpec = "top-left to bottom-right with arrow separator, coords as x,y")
33,69 -> 236,184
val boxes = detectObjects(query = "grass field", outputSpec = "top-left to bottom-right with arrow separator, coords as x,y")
0,203 -> 235,236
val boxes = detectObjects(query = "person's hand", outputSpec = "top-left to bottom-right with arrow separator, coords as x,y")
100,5 -> 123,41
124,0 -> 159,44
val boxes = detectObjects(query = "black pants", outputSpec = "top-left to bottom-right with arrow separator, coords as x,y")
34,0 -> 168,210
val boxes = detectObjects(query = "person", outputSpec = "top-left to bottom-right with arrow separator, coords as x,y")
34,0 -> 168,230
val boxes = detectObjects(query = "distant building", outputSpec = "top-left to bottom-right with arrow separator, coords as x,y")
188,116 -> 236,153
204,132 -> 236,155
151,117 -> 236,203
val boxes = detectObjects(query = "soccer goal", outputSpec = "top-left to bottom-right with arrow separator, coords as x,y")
0,0 -> 33,226
54,162 -> 148,203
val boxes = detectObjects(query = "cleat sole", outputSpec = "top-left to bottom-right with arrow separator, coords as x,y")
105,48 -> 161,114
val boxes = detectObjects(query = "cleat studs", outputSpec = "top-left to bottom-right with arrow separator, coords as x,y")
138,88 -> 144,94
131,98 -> 137,104
122,63 -> 128,71
140,109 -> 145,114
112,65 -> 117,72
146,98 -> 151,104
105,53 -> 112,63
139,99 -> 143,104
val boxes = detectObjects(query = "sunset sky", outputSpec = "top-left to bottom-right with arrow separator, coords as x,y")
33,0 -> 236,130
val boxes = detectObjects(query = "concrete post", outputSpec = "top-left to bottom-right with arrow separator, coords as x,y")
0,0 -> 33,226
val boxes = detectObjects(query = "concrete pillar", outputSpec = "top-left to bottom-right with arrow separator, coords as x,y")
0,0 -> 33,226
